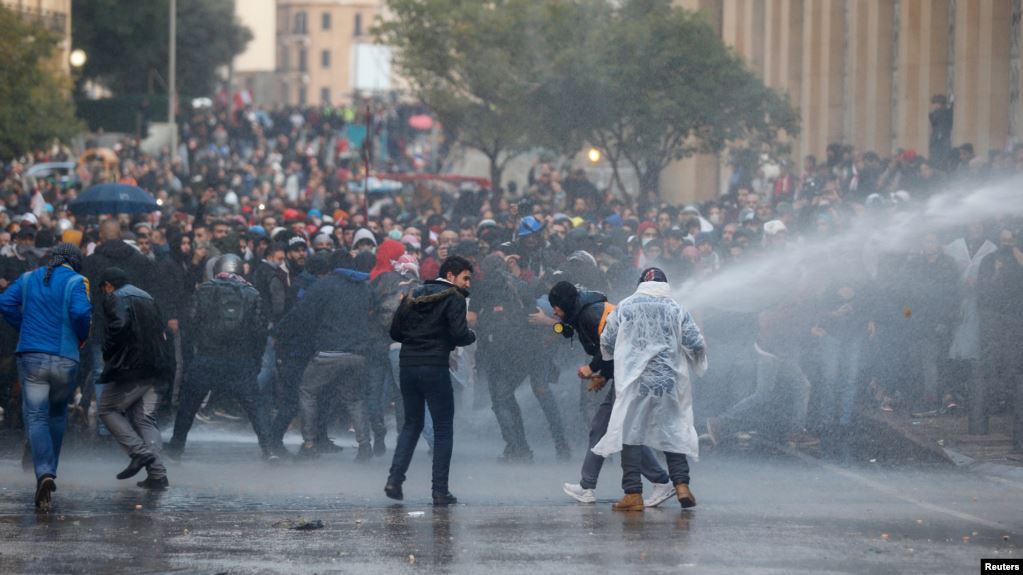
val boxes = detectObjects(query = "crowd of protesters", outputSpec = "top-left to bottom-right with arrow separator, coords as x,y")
1,97 -> 1021,501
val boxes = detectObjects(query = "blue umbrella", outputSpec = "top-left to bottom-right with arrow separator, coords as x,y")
70,183 -> 159,215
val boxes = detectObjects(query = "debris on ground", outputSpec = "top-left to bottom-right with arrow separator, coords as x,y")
272,518 -> 325,530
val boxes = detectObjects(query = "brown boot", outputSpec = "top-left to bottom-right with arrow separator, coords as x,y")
611,493 -> 645,512
676,484 -> 696,508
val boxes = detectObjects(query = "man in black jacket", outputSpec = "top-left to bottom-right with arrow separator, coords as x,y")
97,268 -> 172,490
82,220 -> 156,423
167,255 -> 272,462
386,256 -> 476,506
548,281 -> 676,508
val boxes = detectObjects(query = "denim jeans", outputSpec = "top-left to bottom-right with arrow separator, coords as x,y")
17,352 -> 78,481
717,345 -> 811,435
255,337 -> 276,392
580,386 -> 669,489
388,365 -> 454,493
622,445 -> 689,494
819,335 -> 863,427
366,351 -> 394,438
389,347 -> 433,447
85,340 -> 111,436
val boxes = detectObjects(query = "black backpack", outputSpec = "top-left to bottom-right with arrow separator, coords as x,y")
198,279 -> 250,347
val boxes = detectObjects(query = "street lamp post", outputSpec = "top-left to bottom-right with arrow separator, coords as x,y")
168,0 -> 177,162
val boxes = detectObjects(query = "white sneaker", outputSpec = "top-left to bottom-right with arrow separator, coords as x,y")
562,482 -> 596,504
644,482 -> 675,508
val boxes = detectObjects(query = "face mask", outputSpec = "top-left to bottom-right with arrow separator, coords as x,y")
709,214 -> 721,226
641,236 -> 654,247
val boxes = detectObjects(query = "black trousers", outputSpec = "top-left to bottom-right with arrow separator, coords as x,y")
485,350 -> 567,456
388,365 -> 455,494
170,355 -> 271,456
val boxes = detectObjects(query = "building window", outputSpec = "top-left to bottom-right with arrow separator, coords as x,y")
354,13 -> 362,36
321,50 -> 330,69
299,48 -> 307,72
322,12 -> 331,31
294,11 -> 307,34
282,82 -> 289,103
280,47 -> 290,71
299,86 -> 307,106
321,87 -> 331,105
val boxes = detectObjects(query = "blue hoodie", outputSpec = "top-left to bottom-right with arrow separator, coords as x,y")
0,265 -> 92,361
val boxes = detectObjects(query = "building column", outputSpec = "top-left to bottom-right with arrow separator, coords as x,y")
953,0 -> 1012,155
800,0 -> 845,162
664,0 -> 726,203
895,0 -> 951,157
847,0 -> 895,155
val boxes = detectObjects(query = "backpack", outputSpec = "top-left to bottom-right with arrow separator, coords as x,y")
199,280 -> 250,346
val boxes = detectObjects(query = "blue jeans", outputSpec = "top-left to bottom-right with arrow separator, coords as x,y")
18,353 -> 78,481
581,386 -> 669,489
86,340 -> 111,436
388,365 -> 453,493
622,446 -> 689,493
819,335 -> 863,427
256,337 -> 276,392
389,347 -> 433,447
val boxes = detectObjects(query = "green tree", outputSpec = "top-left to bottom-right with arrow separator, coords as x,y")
376,0 -> 549,188
0,6 -> 81,159
546,0 -> 798,194
73,0 -> 251,97
378,0 -> 797,196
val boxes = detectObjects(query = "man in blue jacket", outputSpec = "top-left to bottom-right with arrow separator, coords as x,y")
0,243 -> 92,510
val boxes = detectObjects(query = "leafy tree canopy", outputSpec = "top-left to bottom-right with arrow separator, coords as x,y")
73,0 -> 251,96
378,0 -> 798,193
0,5 -> 81,159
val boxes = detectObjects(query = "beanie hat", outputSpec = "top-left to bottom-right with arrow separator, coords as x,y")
548,281 -> 580,314
353,227 -> 377,247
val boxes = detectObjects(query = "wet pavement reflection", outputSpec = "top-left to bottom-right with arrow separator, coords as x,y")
0,433 -> 1020,574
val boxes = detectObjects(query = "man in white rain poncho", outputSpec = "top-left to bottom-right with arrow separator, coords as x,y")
593,267 -> 707,512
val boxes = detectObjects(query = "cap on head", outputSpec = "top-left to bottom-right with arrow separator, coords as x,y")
100,266 -> 130,289
638,267 -> 668,284
517,216 -> 544,238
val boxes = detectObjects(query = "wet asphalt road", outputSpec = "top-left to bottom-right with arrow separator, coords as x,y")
0,427 -> 1021,574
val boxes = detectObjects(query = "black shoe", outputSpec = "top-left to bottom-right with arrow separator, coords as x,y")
117,454 -> 156,480
268,443 -> 292,460
316,438 -> 344,454
432,491 -> 458,506
384,482 -> 403,501
555,445 -> 573,462
35,475 -> 56,509
355,444 -> 373,462
137,476 -> 169,490
498,450 -> 534,464
373,434 -> 387,457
